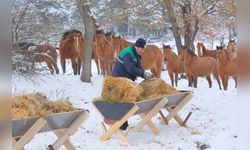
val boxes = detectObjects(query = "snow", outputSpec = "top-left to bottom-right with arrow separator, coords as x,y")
12,45 -> 237,150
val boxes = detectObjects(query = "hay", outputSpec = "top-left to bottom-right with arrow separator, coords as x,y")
139,78 -> 180,100
12,92 -> 77,120
101,76 -> 143,102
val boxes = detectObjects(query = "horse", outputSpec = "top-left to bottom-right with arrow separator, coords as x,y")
30,52 -> 59,74
181,46 -> 222,89
141,45 -> 163,78
217,49 -> 237,90
196,42 -> 218,60
163,44 -> 184,86
59,29 -> 84,75
95,30 -> 115,76
33,44 -> 59,74
227,39 -> 237,60
34,44 -> 58,64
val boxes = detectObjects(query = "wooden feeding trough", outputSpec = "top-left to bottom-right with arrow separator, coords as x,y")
93,90 -> 193,145
12,109 -> 89,150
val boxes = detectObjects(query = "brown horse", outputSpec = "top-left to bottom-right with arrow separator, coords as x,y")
227,39 -> 237,60
95,30 -> 115,76
181,46 -> 222,89
59,29 -> 84,75
31,52 -> 59,74
217,49 -> 237,90
141,45 -> 163,78
163,44 -> 184,86
197,42 -> 218,60
34,44 -> 58,64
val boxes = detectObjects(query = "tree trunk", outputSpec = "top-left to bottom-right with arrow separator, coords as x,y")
76,0 -> 97,82
163,0 -> 182,54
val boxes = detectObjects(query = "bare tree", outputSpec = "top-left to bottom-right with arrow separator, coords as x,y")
76,0 -> 97,82
163,0 -> 218,52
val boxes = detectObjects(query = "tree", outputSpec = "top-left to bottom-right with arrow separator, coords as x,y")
162,0 -> 218,53
76,0 -> 97,82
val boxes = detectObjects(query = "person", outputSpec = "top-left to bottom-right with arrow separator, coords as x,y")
112,38 -> 153,130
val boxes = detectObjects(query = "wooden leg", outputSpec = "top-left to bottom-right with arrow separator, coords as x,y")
159,110 -> 168,124
53,129 -> 75,150
102,122 -> 130,144
51,111 -> 89,150
139,113 -> 159,135
115,129 -> 131,145
165,93 -> 193,127
133,98 -> 168,132
13,117 -> 47,150
100,106 -> 138,141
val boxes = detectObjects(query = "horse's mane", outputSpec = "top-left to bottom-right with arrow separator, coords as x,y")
216,46 -> 224,51
62,29 -> 82,39
163,44 -> 171,49
105,32 -> 112,36
96,29 -> 104,35
187,48 -> 197,57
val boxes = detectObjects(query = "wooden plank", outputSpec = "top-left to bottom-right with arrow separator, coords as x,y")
13,117 -> 47,150
158,110 -> 168,124
139,113 -> 159,135
115,130 -> 131,145
165,93 -> 192,123
100,106 -> 138,141
53,129 -> 75,150
182,112 -> 192,126
166,107 -> 186,127
52,111 -> 89,150
133,98 -> 168,132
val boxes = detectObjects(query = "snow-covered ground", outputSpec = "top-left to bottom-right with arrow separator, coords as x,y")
12,43 -> 237,150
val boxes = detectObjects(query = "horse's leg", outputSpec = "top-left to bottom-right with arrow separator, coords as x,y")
100,59 -> 105,76
233,76 -> 237,88
60,57 -> 66,74
214,73 -> 222,90
45,61 -> 54,75
150,68 -> 156,78
174,72 -> 178,87
193,76 -> 198,88
224,75 -> 229,90
50,58 -> 59,74
77,57 -> 81,75
94,58 -> 100,75
187,74 -> 192,87
71,58 -> 77,75
206,75 -> 212,88
168,71 -> 174,86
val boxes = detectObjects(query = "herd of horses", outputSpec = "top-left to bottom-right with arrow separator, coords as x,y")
17,29 -> 237,90
163,39 -> 237,90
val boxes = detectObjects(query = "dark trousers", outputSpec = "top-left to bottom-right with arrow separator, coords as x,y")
119,121 -> 128,130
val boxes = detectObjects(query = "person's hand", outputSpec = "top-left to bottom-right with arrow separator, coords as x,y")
143,72 -> 153,80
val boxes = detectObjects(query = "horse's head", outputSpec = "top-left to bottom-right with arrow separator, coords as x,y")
71,32 -> 84,56
162,44 -> 171,60
227,39 -> 236,52
196,42 -> 203,50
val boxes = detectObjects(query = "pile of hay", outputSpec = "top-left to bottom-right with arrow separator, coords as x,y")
101,76 -> 143,102
139,78 -> 180,100
12,92 -> 77,120
101,76 -> 180,103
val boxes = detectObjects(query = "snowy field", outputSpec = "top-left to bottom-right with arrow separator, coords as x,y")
12,43 -> 237,150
